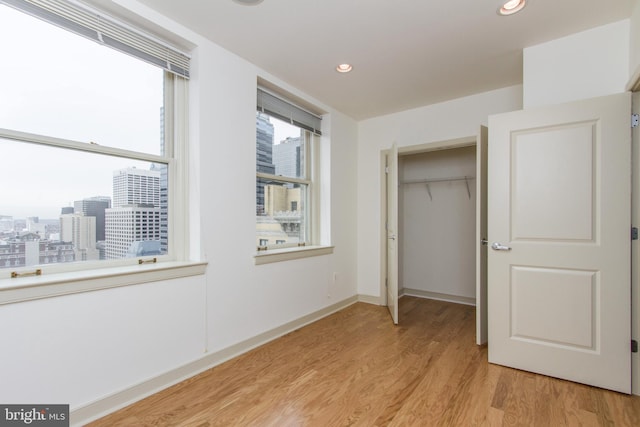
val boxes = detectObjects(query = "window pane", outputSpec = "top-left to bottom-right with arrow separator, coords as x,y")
0,138 -> 168,269
0,6 -> 164,155
256,178 -> 307,247
256,112 -> 305,178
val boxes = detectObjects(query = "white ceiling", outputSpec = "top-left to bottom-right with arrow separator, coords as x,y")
122,0 -> 635,120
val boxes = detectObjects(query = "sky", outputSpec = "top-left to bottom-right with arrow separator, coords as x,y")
0,5 -> 163,219
271,116 -> 302,146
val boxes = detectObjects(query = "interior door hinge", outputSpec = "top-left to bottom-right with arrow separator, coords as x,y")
385,166 -> 389,174
633,114 -> 639,128
632,340 -> 638,353
632,227 -> 638,241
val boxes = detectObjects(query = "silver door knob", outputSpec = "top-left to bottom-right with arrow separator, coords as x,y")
491,242 -> 511,251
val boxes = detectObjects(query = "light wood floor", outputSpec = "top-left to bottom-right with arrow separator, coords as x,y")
90,297 -> 640,426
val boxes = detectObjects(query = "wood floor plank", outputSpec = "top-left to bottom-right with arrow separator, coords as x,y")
89,297 -> 640,427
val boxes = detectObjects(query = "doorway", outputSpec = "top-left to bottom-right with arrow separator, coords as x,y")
399,146 -> 477,304
382,132 -> 488,344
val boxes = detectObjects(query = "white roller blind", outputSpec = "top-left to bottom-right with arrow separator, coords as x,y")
257,88 -> 322,136
2,0 -> 190,78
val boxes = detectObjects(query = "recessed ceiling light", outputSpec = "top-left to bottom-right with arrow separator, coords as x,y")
336,64 -> 353,73
233,0 -> 264,5
498,0 -> 526,16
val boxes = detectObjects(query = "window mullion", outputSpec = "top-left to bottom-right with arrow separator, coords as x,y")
256,172 -> 311,186
0,127 -> 168,164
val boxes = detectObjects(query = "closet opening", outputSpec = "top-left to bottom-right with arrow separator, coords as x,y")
382,131 -> 488,344
399,145 -> 477,305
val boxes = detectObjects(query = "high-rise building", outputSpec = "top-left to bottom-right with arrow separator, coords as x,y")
273,136 -> 303,178
60,213 -> 99,261
112,168 -> 160,208
105,205 -> 161,259
105,168 -> 162,259
74,196 -> 111,242
256,112 -> 275,214
158,106 -> 168,254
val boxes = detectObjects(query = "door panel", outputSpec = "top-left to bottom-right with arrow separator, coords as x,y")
511,123 -> 596,241
386,143 -> 399,324
511,266 -> 596,349
488,92 -> 631,393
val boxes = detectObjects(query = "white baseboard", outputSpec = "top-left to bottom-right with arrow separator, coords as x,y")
357,293 -> 383,305
403,288 -> 476,306
71,295 -> 358,426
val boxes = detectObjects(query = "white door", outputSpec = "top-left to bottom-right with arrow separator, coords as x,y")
386,143 -> 399,324
488,92 -> 631,393
476,126 -> 488,345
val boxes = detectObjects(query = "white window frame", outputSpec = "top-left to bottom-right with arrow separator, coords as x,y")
254,86 -> 333,264
257,127 -> 313,250
0,1 -> 205,304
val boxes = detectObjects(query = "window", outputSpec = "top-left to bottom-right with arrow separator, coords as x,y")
0,0 -> 190,279
255,88 -> 321,251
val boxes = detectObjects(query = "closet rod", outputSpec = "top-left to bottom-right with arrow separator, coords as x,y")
401,175 -> 475,185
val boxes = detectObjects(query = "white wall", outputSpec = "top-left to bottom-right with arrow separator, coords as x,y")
631,2 -> 640,78
400,147 -> 476,300
0,276 -> 206,406
523,20 -> 630,108
356,85 -> 523,299
0,0 -> 359,419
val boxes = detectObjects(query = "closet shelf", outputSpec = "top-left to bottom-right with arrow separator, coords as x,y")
402,176 -> 475,200
401,175 -> 475,185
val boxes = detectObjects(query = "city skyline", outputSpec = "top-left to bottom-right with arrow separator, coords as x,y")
0,164 -> 167,269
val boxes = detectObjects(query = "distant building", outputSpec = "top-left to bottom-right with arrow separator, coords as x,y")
0,215 -> 13,233
74,196 -> 111,242
273,136 -> 303,178
264,185 -> 301,217
127,240 -> 162,257
105,204 -> 161,259
60,213 -> 99,261
0,233 -> 74,268
150,163 -> 168,255
256,113 -> 275,214
158,106 -> 168,254
26,217 -> 46,236
105,168 -> 161,260
257,185 -> 303,246
256,216 -> 292,247
112,168 -> 160,208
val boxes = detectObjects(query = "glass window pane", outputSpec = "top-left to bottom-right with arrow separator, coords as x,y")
0,6 -> 164,155
0,138 -> 168,269
256,177 -> 306,247
256,112 -> 305,178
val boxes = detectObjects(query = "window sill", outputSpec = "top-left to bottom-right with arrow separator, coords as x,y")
254,245 -> 334,265
0,261 -> 208,305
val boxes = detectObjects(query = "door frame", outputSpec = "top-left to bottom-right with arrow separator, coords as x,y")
379,135 -> 482,317
632,92 -> 640,395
